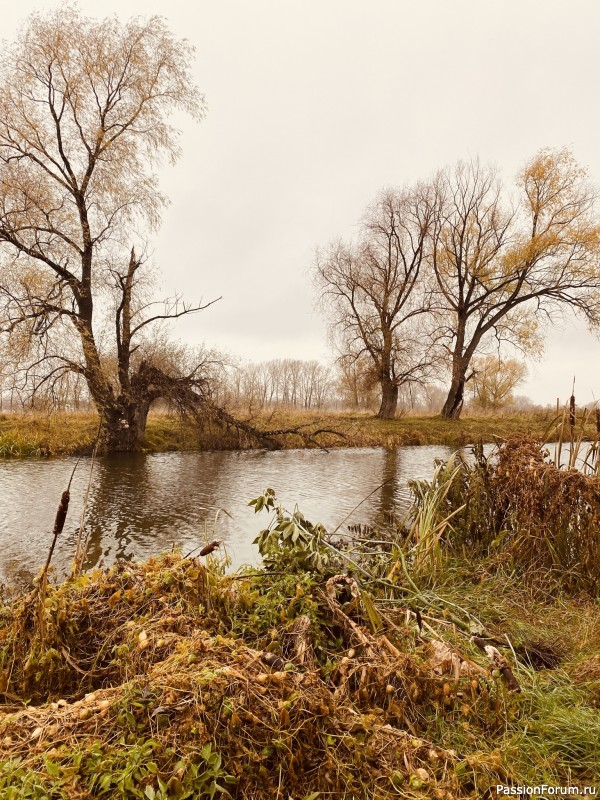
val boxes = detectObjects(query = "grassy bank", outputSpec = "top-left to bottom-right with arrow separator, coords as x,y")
0,408 -> 578,456
0,438 -> 599,797
0,554 -> 598,799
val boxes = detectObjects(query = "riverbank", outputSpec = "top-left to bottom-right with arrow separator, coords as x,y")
0,408 -> 575,456
0,554 -> 598,798
1,437 -> 598,796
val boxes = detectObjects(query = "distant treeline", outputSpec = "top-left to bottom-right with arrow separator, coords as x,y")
0,356 -> 536,416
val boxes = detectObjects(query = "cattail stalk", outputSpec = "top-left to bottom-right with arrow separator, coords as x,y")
43,489 -> 71,575
569,380 -> 576,458
569,394 -> 576,428
37,460 -> 79,636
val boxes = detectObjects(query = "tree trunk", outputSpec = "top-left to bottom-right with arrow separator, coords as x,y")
99,397 -> 152,452
441,327 -> 479,419
441,366 -> 467,419
377,378 -> 399,419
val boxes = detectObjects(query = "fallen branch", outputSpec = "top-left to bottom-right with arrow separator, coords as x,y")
204,402 -> 347,451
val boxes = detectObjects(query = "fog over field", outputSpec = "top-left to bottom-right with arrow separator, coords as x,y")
3,0 -> 600,405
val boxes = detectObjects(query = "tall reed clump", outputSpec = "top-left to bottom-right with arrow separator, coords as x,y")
409,437 -> 600,591
405,455 -> 465,577
489,437 -> 600,589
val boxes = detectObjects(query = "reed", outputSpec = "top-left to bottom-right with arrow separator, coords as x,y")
406,455 -> 466,577
419,436 -> 600,591
71,442 -> 99,577
36,460 -> 79,638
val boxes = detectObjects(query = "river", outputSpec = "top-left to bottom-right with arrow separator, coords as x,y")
0,445 -> 471,587
3,440 -> 592,587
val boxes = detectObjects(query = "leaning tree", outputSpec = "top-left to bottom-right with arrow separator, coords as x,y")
431,151 -> 600,418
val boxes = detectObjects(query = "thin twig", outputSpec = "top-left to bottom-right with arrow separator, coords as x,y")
329,479 -> 394,537
71,442 -> 99,577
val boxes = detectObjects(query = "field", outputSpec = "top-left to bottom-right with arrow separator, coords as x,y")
0,408 -> 586,456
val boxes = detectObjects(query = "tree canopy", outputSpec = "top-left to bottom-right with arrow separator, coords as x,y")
316,149 -> 600,418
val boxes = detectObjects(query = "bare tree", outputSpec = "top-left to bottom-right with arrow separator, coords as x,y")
315,186 -> 441,418
432,150 -> 600,418
300,360 -> 332,409
0,8 -> 226,449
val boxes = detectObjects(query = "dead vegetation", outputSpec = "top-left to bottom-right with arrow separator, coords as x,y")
0,551 -> 548,799
432,436 -> 600,591
0,544 -> 598,798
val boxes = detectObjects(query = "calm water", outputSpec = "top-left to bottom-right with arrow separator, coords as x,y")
0,444 -> 469,586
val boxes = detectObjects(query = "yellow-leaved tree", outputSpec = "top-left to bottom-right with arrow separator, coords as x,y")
469,355 -> 527,411
432,150 -> 600,418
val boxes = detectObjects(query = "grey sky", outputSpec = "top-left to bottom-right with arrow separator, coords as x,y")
4,0 -> 600,405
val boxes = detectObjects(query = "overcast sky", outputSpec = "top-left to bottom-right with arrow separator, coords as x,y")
3,0 -> 600,405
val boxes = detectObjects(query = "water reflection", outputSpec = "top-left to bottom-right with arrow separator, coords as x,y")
0,445 -> 457,587
81,452 -> 230,569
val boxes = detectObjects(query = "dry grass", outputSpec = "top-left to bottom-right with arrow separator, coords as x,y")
0,553 -> 527,799
0,408 -> 566,456
0,412 -> 99,457
1,419 -> 599,796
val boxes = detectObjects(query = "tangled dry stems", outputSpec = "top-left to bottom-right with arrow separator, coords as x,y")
440,436 -> 600,590
0,554 -> 525,799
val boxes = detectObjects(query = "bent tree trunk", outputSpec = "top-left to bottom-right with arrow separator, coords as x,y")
441,375 -> 466,419
441,353 -> 471,419
377,378 -> 399,419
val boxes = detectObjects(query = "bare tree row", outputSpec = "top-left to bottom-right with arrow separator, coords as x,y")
224,359 -> 333,411
0,346 -> 529,416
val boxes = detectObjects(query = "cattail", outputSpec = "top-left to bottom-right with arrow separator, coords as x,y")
198,539 -> 222,557
40,489 -> 70,583
37,462 -> 79,638
596,409 -> 600,435
569,394 -> 576,428
53,490 -> 70,537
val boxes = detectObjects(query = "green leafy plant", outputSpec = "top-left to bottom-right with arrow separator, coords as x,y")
0,741 -> 236,800
250,488 -> 330,573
